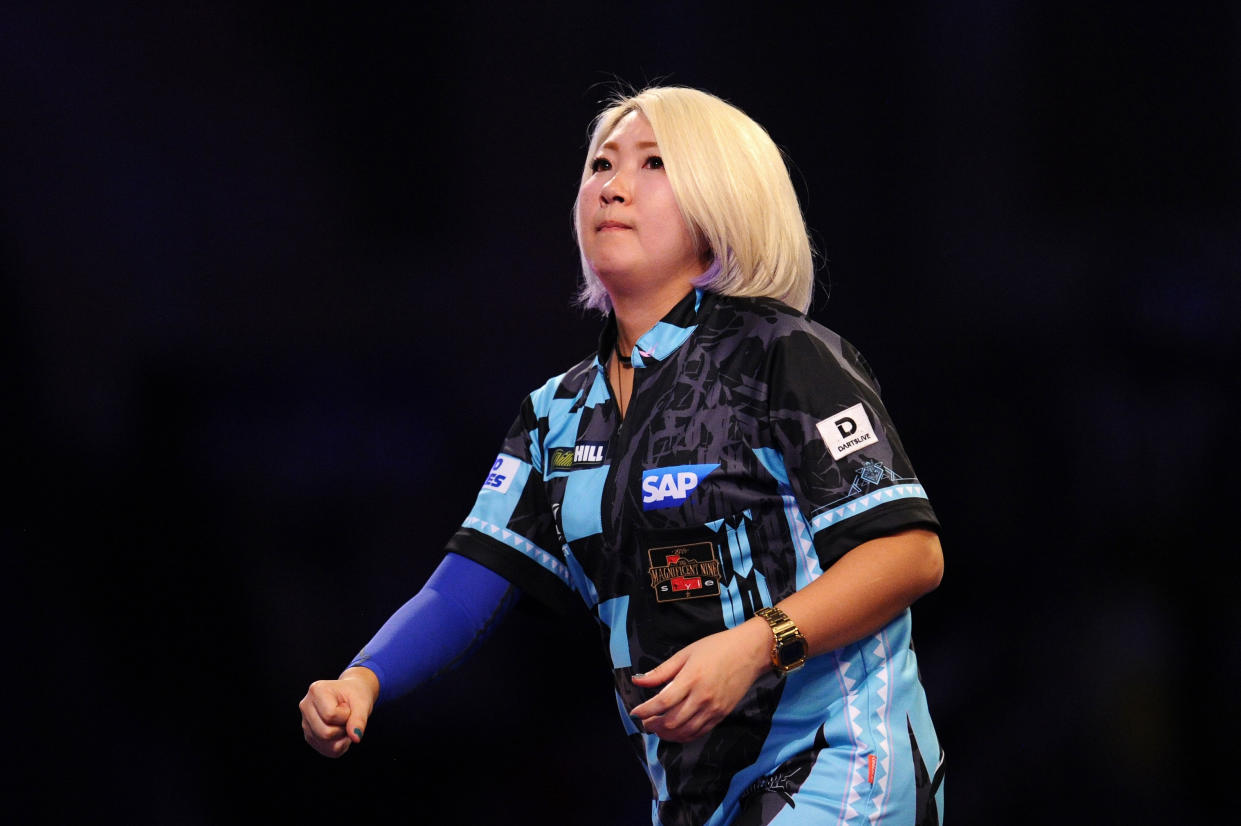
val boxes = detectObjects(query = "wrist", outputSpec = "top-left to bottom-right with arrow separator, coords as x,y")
754,605 -> 809,677
739,617 -> 777,680
339,666 -> 381,701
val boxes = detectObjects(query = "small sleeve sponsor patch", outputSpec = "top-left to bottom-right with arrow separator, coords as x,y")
481,454 -> 520,494
816,403 -> 878,461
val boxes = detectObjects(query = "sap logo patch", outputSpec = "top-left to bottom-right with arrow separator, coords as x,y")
640,463 -> 719,510
481,454 -> 519,494
817,403 -> 878,461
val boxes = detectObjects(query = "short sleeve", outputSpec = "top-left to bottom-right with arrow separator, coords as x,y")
444,393 -> 582,616
767,326 -> 939,570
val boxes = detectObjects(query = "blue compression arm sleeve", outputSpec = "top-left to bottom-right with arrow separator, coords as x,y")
347,552 -> 519,704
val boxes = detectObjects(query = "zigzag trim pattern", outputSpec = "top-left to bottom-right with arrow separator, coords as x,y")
782,491 -> 822,588
462,516 -> 572,588
868,633 -> 894,824
810,484 -> 928,535
834,653 -> 867,826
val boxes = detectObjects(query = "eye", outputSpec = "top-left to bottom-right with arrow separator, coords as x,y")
644,156 -> 665,170
590,157 -> 612,173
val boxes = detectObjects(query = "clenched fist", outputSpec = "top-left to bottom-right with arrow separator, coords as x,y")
299,667 -> 380,757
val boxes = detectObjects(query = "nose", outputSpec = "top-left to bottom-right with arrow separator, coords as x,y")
600,170 -> 628,204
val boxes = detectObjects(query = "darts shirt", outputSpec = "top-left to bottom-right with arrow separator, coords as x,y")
446,287 -> 941,825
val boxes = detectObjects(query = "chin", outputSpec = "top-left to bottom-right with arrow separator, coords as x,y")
588,257 -> 641,282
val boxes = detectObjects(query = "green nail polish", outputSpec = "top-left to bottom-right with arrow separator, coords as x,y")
354,728 -> 364,738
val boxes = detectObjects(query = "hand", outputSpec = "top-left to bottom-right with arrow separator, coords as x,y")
299,667 -> 379,758
629,619 -> 771,743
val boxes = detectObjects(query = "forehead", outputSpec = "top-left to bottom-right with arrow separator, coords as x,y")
599,110 -> 656,149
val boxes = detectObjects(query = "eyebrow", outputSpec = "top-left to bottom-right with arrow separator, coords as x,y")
600,140 -> 660,151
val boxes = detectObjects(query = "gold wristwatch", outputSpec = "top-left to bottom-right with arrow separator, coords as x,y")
755,606 -> 808,676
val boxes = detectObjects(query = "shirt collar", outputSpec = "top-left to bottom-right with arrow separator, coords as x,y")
595,276 -> 715,370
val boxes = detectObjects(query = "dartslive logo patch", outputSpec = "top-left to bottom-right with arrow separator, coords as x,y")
816,403 -> 878,461
640,463 -> 719,510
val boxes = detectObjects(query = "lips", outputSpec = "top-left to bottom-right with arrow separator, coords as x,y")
596,219 -> 631,231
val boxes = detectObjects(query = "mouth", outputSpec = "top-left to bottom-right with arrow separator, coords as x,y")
596,220 -> 632,232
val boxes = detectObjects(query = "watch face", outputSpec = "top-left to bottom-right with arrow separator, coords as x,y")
779,637 -> 808,666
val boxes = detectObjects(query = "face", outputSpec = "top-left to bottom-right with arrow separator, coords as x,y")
576,112 -> 705,301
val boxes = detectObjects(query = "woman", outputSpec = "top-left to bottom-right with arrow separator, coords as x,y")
301,86 -> 945,825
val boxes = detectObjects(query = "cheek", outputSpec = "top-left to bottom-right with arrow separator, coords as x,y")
575,185 -> 597,236
650,184 -> 691,237
655,202 -> 697,252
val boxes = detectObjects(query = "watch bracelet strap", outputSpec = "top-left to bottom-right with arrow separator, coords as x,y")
755,606 -> 807,674
756,606 -> 800,638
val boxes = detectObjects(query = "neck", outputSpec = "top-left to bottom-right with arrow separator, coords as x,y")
601,256 -> 715,353
610,280 -> 696,355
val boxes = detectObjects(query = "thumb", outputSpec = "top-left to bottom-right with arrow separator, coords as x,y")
345,701 -> 370,744
632,649 -> 688,687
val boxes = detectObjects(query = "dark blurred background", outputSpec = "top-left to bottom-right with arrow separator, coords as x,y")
5,2 -> 1237,823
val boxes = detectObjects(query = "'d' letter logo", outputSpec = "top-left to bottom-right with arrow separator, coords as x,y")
817,403 -> 877,461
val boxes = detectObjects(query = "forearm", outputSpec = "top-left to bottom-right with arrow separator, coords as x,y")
348,553 -> 520,703
743,529 -> 943,667
627,529 -> 942,741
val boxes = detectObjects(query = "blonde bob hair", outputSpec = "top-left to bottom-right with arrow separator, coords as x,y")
574,86 -> 815,314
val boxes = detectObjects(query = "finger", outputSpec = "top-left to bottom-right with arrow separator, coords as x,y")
309,684 -> 350,725
643,713 -> 696,743
631,678 -> 692,721
305,724 -> 351,758
301,700 -> 350,742
302,714 -> 347,753
631,650 -> 688,687
651,706 -> 717,743
303,710 -> 349,743
658,691 -> 705,731
670,706 -> 724,743
635,712 -> 666,736
325,735 -> 352,758
645,693 -> 707,739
